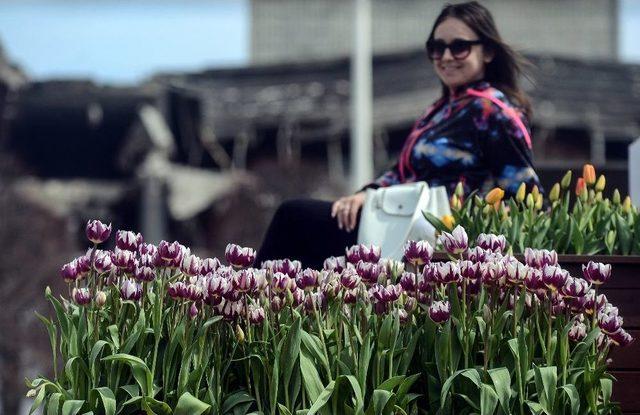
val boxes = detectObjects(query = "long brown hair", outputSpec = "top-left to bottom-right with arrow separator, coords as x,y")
427,1 -> 532,116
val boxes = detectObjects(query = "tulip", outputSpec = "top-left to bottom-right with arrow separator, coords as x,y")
72,287 -> 92,306
92,250 -> 114,273
339,267 -> 360,290
476,233 -> 506,253
225,244 -> 256,268
134,265 -> 155,282
95,291 -> 107,308
120,279 -> 142,301
249,306 -> 265,325
598,311 -> 623,335
86,219 -> 112,244
439,225 -> 468,255
111,248 -> 136,273
231,269 -> 257,293
304,292 -> 327,312
270,295 -> 285,312
609,329 -> 633,347
515,182 -> 526,203
561,277 -> 591,298
542,265 -> 569,291
428,300 -> 451,324
403,240 -> 434,266
346,244 -> 381,264
525,193 -> 534,209
201,257 -> 222,275
583,164 -> 596,185
343,288 -> 358,304
612,189 -> 621,205
454,181 -> 465,198
137,243 -> 158,257
235,324 -> 245,343
583,290 -> 608,315
296,268 -> 319,291
116,230 -> 143,252
465,247 -> 489,263
167,281 -> 186,300
622,196 -> 632,213
459,260 -> 480,281
220,300 -> 243,321
582,261 -> 611,285
157,241 -> 185,268
180,252 -> 202,276
560,170 -> 572,189
60,261 -> 79,283
483,261 -> 506,286
535,193 -> 543,210
189,303 -> 199,320
441,214 -> 455,230
568,320 -> 587,342
419,264 -> 438,291
399,272 -> 417,292
484,187 -> 504,205
404,296 -> 418,313
548,183 -> 560,202
575,177 -> 586,196
595,174 -> 606,192
505,261 -> 529,286
272,272 -> 294,294
323,256 -> 346,273
382,259 -> 405,278
356,260 -> 384,285
319,271 -> 340,299
450,195 -> 462,210
524,248 -> 558,269
435,261 -> 460,284
292,287 -> 305,307
205,275 -> 227,306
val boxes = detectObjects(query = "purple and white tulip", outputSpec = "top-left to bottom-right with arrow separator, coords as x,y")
476,233 -> 506,253
561,277 -> 591,298
137,243 -> 157,257
568,320 -> 588,342
346,244 -> 381,264
323,256 -> 346,273
439,225 -> 468,255
609,329 -> 634,347
157,241 -> 185,268
120,279 -> 142,301
72,287 -> 92,306
598,311 -> 623,335
435,261 -> 460,285
249,306 -> 266,325
60,261 -> 79,283
524,248 -> 558,269
541,265 -> 569,292
111,249 -> 136,272
200,257 -> 222,275
399,272 -> 417,293
180,252 -> 202,276
403,240 -> 433,266
355,260 -> 384,285
93,250 -> 114,273
86,220 -> 112,244
116,230 -> 143,252
582,261 -> 612,286
429,300 -> 451,324
296,268 -> 319,291
225,244 -> 256,268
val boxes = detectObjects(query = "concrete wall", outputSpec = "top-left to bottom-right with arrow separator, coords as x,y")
250,0 -> 618,64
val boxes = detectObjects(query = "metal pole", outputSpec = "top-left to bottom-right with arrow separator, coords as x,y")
350,0 -> 374,191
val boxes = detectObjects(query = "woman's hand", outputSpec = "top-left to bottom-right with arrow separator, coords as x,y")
331,192 -> 366,232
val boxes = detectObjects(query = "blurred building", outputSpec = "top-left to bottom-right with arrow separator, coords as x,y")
251,0 -> 619,64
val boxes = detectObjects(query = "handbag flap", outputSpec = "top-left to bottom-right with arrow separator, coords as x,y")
379,184 -> 425,216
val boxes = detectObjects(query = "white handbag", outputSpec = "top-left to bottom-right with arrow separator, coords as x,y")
357,182 -> 451,260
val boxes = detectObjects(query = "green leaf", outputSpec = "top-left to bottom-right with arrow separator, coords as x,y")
61,400 -> 84,415
570,217 -> 584,254
366,389 -> 396,415
300,350 -> 325,404
222,391 -> 255,414
278,404 -> 293,415
301,330 -> 331,379
396,373 -> 420,405
102,354 -> 153,397
280,318 -> 302,395
480,384 -> 498,415
377,375 -> 405,392
615,213 -> 632,254
142,396 -> 172,415
488,367 -> 511,414
46,392 -> 62,415
560,384 -> 580,415
175,392 -> 211,415
121,307 -> 146,354
440,369 -> 481,408
358,333 -> 373,393
307,380 -> 335,415
90,387 -> 116,415
600,378 -> 613,406
533,365 -> 557,414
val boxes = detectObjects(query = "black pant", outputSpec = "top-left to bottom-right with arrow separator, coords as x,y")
255,199 -> 359,270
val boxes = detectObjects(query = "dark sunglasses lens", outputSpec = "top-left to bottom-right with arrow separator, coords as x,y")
427,41 -> 445,59
450,41 -> 472,58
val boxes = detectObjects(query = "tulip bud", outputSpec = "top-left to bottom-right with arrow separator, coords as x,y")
95,291 -> 107,308
235,324 -> 245,343
607,230 -> 616,247
622,196 -> 632,213
189,303 -> 198,320
482,204 -> 493,216
535,193 -> 543,210
441,214 -> 455,230
455,181 -> 464,198
515,182 -> 526,203
549,183 -> 560,202
450,195 -> 462,210
595,175 -> 606,192
612,189 -> 621,205
485,187 -> 505,205
560,170 -> 572,189
595,192 -> 603,202
525,193 -> 534,209
583,164 -> 596,185
26,389 -> 37,398
474,195 -> 484,207
575,178 -> 586,196
579,188 -> 588,202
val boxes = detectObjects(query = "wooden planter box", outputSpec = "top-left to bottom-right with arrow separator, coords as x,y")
431,253 -> 640,414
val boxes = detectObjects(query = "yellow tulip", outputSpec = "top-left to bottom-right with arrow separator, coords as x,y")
450,195 -> 462,210
526,193 -> 534,209
595,175 -> 606,192
515,182 -> 526,203
441,214 -> 455,230
535,193 -> 543,210
454,181 -> 465,198
485,187 -> 505,205
583,164 -> 596,186
612,189 -> 621,205
549,183 -> 560,202
560,170 -> 572,189
623,196 -> 632,213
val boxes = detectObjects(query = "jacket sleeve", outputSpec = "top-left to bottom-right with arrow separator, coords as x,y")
359,162 -> 403,192
479,103 -> 543,198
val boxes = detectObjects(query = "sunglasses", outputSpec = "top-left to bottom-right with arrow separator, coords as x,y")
425,38 -> 483,60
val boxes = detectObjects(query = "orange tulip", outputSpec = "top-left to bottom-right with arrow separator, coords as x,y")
582,164 -> 596,185
485,187 -> 505,205
575,177 -> 586,196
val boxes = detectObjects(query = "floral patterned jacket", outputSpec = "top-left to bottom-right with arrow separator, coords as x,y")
364,80 -> 542,198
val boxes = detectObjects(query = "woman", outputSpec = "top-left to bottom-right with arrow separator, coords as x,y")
255,1 -> 542,269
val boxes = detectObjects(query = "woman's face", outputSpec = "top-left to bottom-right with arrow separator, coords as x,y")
432,17 -> 493,93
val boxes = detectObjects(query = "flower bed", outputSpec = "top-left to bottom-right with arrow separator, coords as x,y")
27,221 -> 633,414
